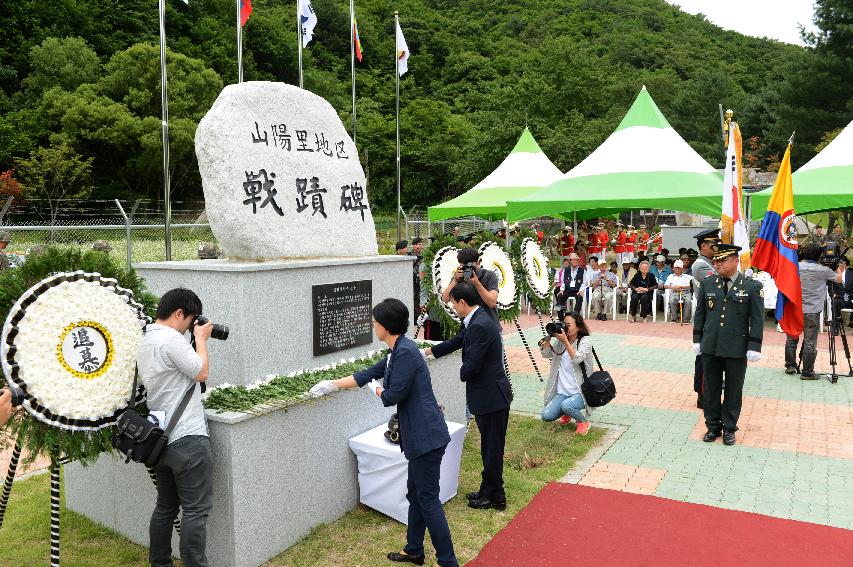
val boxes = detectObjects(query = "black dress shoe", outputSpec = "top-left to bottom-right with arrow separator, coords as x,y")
784,366 -> 798,375
466,491 -> 481,501
468,497 -> 506,511
801,370 -> 818,380
387,552 -> 425,565
702,430 -> 721,442
722,431 -> 736,446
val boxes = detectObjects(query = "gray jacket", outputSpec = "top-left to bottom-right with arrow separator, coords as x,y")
540,335 -> 596,408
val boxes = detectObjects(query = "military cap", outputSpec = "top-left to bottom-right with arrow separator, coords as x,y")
711,242 -> 741,261
694,228 -> 721,244
687,248 -> 699,258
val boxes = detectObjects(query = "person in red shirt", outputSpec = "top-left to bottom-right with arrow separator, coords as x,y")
596,222 -> 609,261
587,223 -> 602,257
625,225 -> 637,260
637,225 -> 651,256
652,229 -> 663,254
613,222 -> 627,264
557,228 -> 575,257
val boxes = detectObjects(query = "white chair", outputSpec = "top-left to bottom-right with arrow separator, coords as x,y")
624,288 -> 633,321
652,288 -> 662,322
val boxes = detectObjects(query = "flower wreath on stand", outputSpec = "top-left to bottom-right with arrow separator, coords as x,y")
510,227 -> 553,317
0,247 -> 157,467
420,234 -> 462,336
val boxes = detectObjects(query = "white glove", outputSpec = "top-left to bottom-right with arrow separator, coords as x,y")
367,379 -> 382,396
746,350 -> 761,363
692,343 -> 701,355
308,380 -> 338,398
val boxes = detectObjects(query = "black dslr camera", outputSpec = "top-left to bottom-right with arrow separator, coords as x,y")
461,262 -> 476,280
4,386 -> 25,407
545,321 -> 566,337
821,242 -> 847,270
194,316 -> 230,341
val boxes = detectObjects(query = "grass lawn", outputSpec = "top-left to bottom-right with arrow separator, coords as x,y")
0,415 -> 602,567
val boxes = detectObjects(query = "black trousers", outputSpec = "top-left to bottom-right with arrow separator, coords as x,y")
474,407 -> 510,502
404,445 -> 458,567
784,312 -> 821,372
701,355 -> 747,433
557,288 -> 584,312
150,435 -> 213,567
629,290 -> 653,317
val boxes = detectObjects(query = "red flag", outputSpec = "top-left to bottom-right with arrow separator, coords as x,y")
240,0 -> 252,26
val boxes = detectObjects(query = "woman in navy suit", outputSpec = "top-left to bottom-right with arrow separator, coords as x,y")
310,298 -> 458,567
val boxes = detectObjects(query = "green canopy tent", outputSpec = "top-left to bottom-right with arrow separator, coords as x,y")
427,128 -> 562,221
749,120 -> 853,219
506,87 -> 724,222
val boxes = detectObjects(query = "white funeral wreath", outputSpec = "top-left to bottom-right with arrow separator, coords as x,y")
431,246 -> 462,322
478,241 -> 517,310
521,237 -> 551,299
1,272 -> 150,431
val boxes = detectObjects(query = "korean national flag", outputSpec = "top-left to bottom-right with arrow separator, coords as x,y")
299,0 -> 318,47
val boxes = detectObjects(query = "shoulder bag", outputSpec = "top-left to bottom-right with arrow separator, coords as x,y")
579,346 -> 617,407
111,370 -> 197,467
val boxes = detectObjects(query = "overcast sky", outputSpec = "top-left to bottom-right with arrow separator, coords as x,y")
666,0 -> 818,45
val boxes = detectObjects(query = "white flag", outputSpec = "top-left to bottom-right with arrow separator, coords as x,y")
395,20 -> 410,76
721,122 -> 751,270
299,0 -> 317,47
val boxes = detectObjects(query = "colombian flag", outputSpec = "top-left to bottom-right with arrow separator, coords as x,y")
353,16 -> 363,62
752,144 -> 803,336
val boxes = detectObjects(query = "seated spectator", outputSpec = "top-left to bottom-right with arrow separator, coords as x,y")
589,262 -> 618,319
609,261 -> 618,274
538,311 -> 594,434
615,259 -> 636,314
650,254 -> 672,285
629,260 -> 657,323
587,255 -> 599,273
664,260 -> 693,324
680,253 -> 693,275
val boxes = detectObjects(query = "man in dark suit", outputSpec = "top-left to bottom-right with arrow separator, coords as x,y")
425,282 -> 512,510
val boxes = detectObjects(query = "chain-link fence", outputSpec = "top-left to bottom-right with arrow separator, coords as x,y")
0,198 -> 216,268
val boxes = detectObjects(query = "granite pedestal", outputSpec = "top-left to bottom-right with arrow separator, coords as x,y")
65,352 -> 464,567
133,256 -> 415,387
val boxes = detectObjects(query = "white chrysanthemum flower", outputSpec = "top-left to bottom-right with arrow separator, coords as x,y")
479,242 -> 517,310
432,246 -> 462,322
521,238 -> 551,299
1,273 -> 148,431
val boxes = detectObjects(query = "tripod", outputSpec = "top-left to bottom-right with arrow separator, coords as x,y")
822,286 -> 853,383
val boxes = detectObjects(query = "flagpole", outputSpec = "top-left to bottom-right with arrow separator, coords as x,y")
237,0 -> 243,83
350,0 -> 357,143
395,11 -> 401,240
298,0 -> 304,88
158,0 -> 172,260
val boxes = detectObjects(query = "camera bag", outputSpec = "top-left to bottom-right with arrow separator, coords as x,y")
112,370 -> 197,468
579,347 -> 617,407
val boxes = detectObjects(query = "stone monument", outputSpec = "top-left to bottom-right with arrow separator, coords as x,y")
65,82 -> 466,567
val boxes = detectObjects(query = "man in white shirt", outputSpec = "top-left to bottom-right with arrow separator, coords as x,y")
137,288 -> 213,567
665,260 -> 694,324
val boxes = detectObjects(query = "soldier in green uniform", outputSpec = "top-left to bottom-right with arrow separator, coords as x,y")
692,243 -> 764,446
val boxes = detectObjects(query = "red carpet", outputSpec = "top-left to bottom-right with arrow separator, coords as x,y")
466,483 -> 853,566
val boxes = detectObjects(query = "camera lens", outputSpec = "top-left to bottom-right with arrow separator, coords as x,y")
6,386 -> 25,407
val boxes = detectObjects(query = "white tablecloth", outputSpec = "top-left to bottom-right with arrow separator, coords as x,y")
348,420 -> 466,524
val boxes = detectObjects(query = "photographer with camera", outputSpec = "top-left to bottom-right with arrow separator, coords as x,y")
440,248 -> 500,323
137,288 -> 216,567
784,243 -> 843,378
538,311 -> 594,434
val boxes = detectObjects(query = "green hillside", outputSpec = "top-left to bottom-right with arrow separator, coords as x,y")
0,0 -> 849,210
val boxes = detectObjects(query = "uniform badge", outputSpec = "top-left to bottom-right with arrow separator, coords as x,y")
759,288 -> 764,298
707,295 -> 716,311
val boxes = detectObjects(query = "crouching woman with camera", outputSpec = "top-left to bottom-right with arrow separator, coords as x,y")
538,311 -> 594,435
310,298 -> 458,567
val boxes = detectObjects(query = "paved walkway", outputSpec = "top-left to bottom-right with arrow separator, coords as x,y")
504,314 -> 853,531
